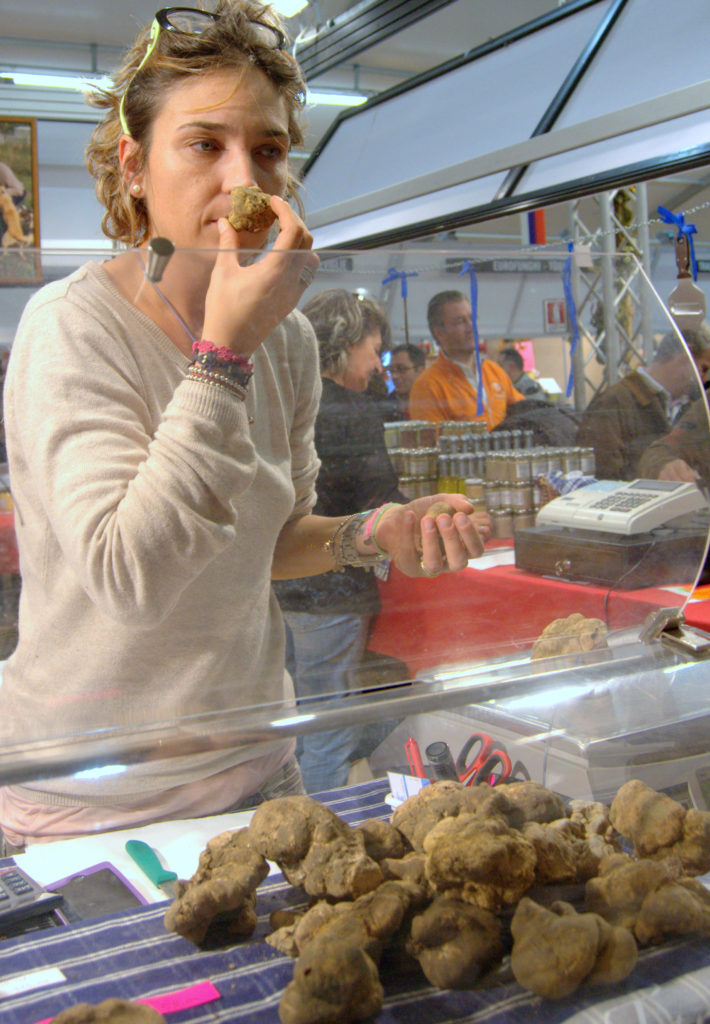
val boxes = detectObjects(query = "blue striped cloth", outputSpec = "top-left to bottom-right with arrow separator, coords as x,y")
1,780 -> 709,1024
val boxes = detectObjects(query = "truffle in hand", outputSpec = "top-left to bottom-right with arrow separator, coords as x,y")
228,185 -> 277,233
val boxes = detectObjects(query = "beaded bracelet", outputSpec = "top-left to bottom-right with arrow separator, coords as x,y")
363,502 -> 401,558
191,340 -> 254,389
187,365 -> 248,401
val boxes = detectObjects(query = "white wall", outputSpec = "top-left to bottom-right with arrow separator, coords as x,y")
36,120 -> 107,247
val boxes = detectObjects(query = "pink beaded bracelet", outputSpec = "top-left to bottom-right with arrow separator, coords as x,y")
192,339 -> 253,370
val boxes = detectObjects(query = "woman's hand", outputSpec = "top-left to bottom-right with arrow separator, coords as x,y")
374,494 -> 487,578
202,196 -> 320,356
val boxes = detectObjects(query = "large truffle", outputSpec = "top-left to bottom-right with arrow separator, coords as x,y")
249,794 -> 383,901
163,827 -> 268,945
424,814 -> 537,911
530,613 -> 608,660
407,896 -> 503,989
510,898 -> 637,999
228,185 -> 276,232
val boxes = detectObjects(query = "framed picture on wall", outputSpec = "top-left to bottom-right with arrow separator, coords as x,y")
0,116 -> 41,284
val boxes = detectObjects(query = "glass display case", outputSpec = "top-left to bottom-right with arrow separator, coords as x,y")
0,243 -> 708,1023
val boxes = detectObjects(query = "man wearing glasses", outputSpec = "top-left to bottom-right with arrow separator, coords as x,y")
409,290 -> 524,428
386,343 -> 426,420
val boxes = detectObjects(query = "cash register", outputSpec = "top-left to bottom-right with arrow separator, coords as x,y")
514,479 -> 710,589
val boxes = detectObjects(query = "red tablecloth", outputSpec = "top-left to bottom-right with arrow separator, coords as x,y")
369,546 -> 708,675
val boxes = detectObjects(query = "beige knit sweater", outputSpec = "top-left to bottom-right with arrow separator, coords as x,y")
0,261 -> 321,804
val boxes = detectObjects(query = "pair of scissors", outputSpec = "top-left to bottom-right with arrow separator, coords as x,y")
455,733 -> 512,787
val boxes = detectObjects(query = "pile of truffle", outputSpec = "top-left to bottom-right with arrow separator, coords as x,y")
155,777 -> 710,1023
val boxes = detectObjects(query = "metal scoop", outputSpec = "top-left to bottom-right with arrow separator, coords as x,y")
668,233 -> 706,331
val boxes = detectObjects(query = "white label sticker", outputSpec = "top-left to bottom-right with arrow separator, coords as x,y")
0,967 -> 66,998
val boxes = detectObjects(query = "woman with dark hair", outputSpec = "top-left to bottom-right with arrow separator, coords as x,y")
0,4 -> 484,851
276,290 -> 490,791
275,290 -> 408,791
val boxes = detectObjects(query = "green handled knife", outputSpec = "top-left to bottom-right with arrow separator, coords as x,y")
125,839 -> 179,899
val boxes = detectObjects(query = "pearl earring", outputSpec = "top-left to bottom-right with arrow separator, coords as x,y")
131,183 -> 141,196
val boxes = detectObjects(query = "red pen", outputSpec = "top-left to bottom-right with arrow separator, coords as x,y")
405,737 -> 426,778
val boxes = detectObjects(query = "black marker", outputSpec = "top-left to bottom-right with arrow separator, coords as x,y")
425,741 -> 460,781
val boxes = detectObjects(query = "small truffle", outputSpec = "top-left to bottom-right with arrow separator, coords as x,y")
50,1000 -> 165,1024
423,501 -> 457,518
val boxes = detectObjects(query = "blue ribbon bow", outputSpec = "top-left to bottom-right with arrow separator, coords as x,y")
561,242 -> 579,400
459,260 -> 484,417
657,205 -> 699,281
381,267 -> 418,298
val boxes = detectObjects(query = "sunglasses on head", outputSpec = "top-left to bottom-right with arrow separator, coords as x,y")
119,6 -> 286,136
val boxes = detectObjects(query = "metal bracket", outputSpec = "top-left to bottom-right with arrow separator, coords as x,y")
640,606 -> 710,656
144,237 -> 174,283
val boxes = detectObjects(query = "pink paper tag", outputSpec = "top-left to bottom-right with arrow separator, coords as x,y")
139,979 -> 221,1013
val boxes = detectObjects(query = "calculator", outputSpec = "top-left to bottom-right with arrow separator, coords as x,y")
0,863 -> 63,930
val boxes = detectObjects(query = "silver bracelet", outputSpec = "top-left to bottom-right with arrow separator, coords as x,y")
338,510 -> 385,570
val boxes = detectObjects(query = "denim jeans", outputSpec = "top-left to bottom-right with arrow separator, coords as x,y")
283,610 -> 372,794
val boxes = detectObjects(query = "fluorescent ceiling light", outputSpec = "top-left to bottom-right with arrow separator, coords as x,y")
272,0 -> 308,14
2,70 -> 113,92
3,71 -> 365,107
306,89 -> 367,107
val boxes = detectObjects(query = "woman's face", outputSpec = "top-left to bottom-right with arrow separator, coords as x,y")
341,329 -> 383,392
126,67 -> 290,250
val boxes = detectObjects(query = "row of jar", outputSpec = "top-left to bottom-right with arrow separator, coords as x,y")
383,420 -> 437,450
485,446 -> 595,483
397,471 -> 536,540
383,419 -> 539,455
439,428 -> 537,455
390,446 -> 596,484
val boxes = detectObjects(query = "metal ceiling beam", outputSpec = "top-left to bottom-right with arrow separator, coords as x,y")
307,79 -> 710,229
494,0 -> 629,201
293,0 -> 457,79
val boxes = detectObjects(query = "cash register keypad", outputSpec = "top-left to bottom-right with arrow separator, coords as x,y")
590,493 -> 652,511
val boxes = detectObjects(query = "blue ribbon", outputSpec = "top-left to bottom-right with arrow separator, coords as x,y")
561,242 -> 579,400
459,260 -> 484,417
381,267 -> 418,298
657,205 -> 698,281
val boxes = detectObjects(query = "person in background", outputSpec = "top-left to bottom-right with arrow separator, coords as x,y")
0,1 -> 487,854
409,290 -> 524,428
387,343 -> 426,420
497,345 -> 549,402
275,291 -> 490,792
273,290 -> 406,792
576,329 -> 709,481
638,395 -> 710,489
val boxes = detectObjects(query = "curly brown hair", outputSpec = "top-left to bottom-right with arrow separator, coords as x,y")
85,0 -> 306,246
301,289 -> 391,379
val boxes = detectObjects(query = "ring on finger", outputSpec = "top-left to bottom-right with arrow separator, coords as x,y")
299,266 -> 315,287
419,557 -> 441,578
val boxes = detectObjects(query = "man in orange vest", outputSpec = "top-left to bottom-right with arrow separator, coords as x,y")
410,290 -> 524,429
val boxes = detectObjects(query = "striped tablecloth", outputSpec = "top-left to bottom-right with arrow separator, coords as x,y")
1,779 -> 709,1024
